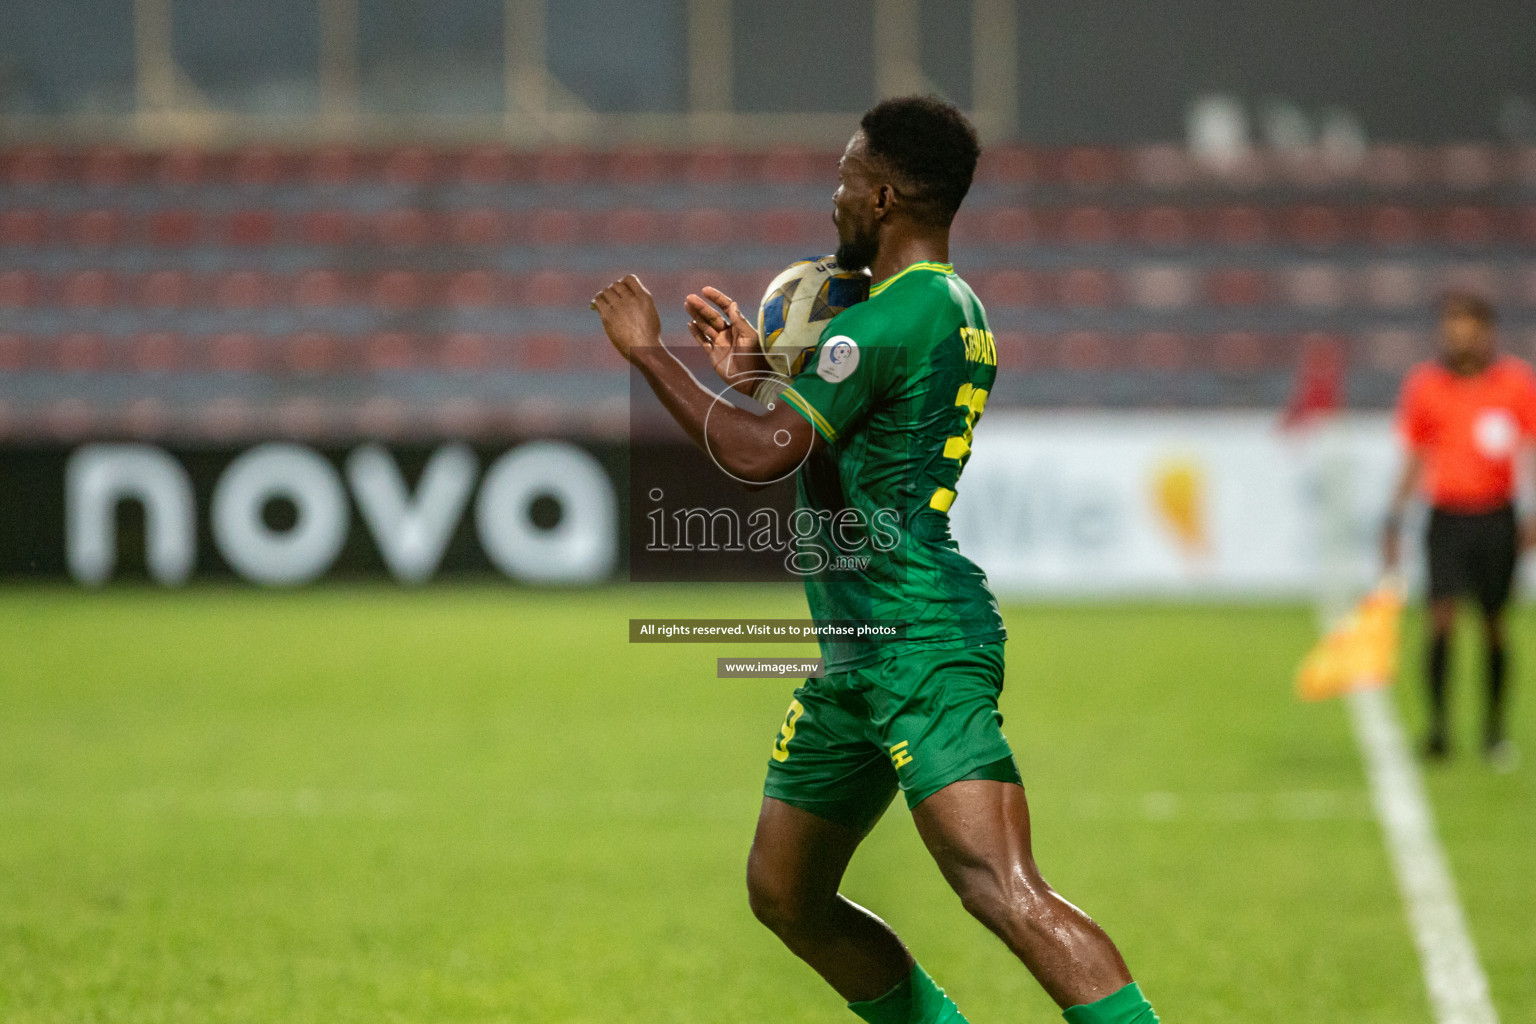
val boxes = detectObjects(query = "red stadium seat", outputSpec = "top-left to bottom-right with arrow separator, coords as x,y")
283,332 -> 339,374
197,398 -> 258,439
983,208 -> 1039,245
0,333 -> 27,371
993,332 -> 1030,369
293,269 -> 348,307
1363,146 -> 1424,188
1366,207 -> 1421,247
1440,145 -> 1498,190
1059,268 -> 1117,307
155,148 -> 207,186
1055,331 -> 1113,370
44,398 -> 97,439
1210,206 -> 1269,246
534,148 -> 593,185
120,397 -> 173,438
1284,264 -> 1349,308
147,208 -> 203,247
364,332 -> 416,371
355,396 -> 413,437
207,332 -> 263,372
449,207 -> 507,246
1134,332 -> 1188,370
215,271 -> 271,308
521,270 -> 580,307
609,148 -> 666,185
223,209 -> 278,246
519,333 -> 569,371
308,146 -> 358,186
6,147 -> 59,185
446,270 -> 499,307
683,149 -> 738,185
1133,207 -> 1191,246
1127,265 -> 1196,309
1059,207 -> 1118,245
383,147 -> 437,185
1287,206 -> 1344,248
527,208 -> 583,246
371,271 -> 427,309
604,207 -> 664,245
433,398 -> 490,437
459,147 -> 513,185
1364,329 -> 1424,373
678,208 -> 736,245
1208,268 -> 1269,306
56,332 -> 109,372
129,331 -> 183,374
295,209 -> 355,246
374,208 -> 435,247
1132,145 -> 1193,188
1058,148 -> 1120,187
1211,332 -> 1268,371
440,331 -> 493,372
750,208 -> 818,246
974,146 -> 1040,184
140,270 -> 193,309
981,269 -> 1040,307
1441,207 -> 1497,246
1440,264 -> 1503,302
1515,208 -> 1536,246
62,270 -> 115,308
275,397 -> 335,438
82,147 -> 135,187
760,147 -> 827,185
233,147 -> 287,187
0,209 -> 49,247
0,270 -> 39,307
71,209 -> 126,248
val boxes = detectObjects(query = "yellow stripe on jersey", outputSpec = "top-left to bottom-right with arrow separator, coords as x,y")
780,387 -> 838,442
869,261 -> 955,297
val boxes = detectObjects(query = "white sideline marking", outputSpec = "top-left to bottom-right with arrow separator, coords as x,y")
1347,687 -> 1499,1024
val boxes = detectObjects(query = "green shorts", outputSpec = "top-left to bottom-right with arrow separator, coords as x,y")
763,641 -> 1020,836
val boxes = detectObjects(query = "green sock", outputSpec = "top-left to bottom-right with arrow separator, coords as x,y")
1063,982 -> 1159,1024
848,963 -> 968,1024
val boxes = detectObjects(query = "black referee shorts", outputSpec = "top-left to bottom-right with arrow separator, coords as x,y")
1426,505 -> 1518,613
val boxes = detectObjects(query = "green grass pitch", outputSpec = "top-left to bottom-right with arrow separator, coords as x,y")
1,587 -> 1531,1023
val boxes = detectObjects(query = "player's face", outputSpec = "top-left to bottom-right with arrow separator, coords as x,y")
832,133 -> 880,272
1440,309 -> 1494,369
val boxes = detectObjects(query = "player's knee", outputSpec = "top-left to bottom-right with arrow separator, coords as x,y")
954,867 -> 1051,933
745,857 -> 808,937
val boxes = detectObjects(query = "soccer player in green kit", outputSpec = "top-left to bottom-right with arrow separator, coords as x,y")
591,97 -> 1159,1024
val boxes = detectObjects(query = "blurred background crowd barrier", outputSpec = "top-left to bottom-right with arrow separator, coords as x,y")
2,0 -> 1533,587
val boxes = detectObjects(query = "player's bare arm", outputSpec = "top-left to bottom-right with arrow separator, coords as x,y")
592,274 -> 817,483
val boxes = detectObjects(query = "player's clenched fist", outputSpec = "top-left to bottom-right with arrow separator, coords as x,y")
591,275 -> 662,363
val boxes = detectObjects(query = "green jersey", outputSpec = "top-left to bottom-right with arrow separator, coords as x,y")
780,261 -> 1006,669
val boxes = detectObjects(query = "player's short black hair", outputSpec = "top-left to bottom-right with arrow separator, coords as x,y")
859,96 -> 980,227
1440,290 -> 1497,325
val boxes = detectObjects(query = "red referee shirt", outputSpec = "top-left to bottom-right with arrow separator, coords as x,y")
1396,355 -> 1536,512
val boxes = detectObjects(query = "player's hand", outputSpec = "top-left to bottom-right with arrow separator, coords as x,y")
685,286 -> 768,394
591,275 -> 662,364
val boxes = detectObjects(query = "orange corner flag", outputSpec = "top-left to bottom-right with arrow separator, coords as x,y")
1296,580 -> 1406,701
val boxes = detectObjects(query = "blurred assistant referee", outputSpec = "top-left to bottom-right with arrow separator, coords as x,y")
1384,293 -> 1536,769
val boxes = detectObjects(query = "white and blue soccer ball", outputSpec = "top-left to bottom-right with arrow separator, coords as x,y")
756,256 -> 870,378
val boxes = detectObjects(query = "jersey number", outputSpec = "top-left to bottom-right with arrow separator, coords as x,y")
930,382 -> 989,512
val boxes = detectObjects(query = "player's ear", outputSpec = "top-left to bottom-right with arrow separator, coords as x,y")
874,183 -> 897,219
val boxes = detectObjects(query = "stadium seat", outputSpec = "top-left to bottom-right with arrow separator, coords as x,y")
56,331 -> 109,372
70,209 -> 126,248
364,332 -> 416,371
519,333 -> 569,371
759,147 -> 827,185
154,148 -> 207,186
1058,148 -> 1120,187
43,398 -> 96,438
308,146 -> 358,186
233,147 -> 287,187
446,270 -> 499,307
5,146 -> 58,186
1211,332 -> 1268,371
432,397 -> 490,436
294,269 -> 348,307
1364,328 -> 1424,372
129,331 -> 183,374
527,208 -> 583,246
1134,331 -> 1188,370
284,332 -> 339,375
1059,268 -> 1117,307
371,271 -> 427,309
1132,145 -> 1192,188
982,269 -> 1040,307
275,397 -> 335,438
355,395 -> 412,437
609,148 -> 666,185
62,270 -> 115,308
197,397 -> 258,438
1059,207 -> 1118,246
984,208 -> 1039,245
1208,268 -> 1269,306
1363,262 -> 1424,309
1366,206 -> 1421,246
440,331 -> 493,372
0,333 -> 26,371
214,271 -> 270,309
750,208 -> 817,246
1128,265 -> 1196,309
1515,207 -> 1536,245
140,270 -> 193,309
678,208 -> 735,246
1133,207 -> 1192,246
295,209 -> 356,246
223,209 -> 278,246
0,208 -> 48,247
0,270 -> 38,307
683,148 -> 737,185
1441,206 -> 1496,246
1440,145 -> 1498,189
375,208 -> 435,248
993,331 -> 1029,368
459,147 -> 513,185
605,207 -> 665,245
975,146 -> 1039,184
119,397 -> 172,438
1363,145 -> 1423,188
1287,206 -> 1344,248
534,148 -> 593,185
207,332 -> 263,372
1055,331 -> 1113,370
449,207 -> 507,247
1211,206 -> 1269,245
82,146 -> 134,187
383,146 -> 437,185
1440,263 -> 1503,302
521,270 -> 580,307
147,208 -> 203,247
1284,264 -> 1349,307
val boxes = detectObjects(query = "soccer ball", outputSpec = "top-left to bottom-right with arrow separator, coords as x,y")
756,256 -> 870,378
